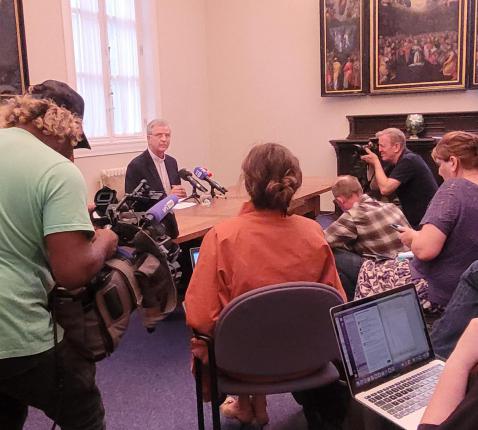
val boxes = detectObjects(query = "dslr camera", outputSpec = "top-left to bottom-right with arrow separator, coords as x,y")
353,138 -> 379,157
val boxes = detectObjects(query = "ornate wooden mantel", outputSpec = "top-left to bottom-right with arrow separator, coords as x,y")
330,111 -> 478,189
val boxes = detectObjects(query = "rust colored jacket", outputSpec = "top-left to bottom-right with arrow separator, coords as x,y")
185,202 -> 345,362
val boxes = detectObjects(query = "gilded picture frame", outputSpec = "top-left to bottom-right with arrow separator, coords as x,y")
0,0 -> 29,97
370,0 -> 468,94
320,0 -> 368,96
469,0 -> 478,88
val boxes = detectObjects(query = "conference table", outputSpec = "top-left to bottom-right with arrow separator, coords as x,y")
174,177 -> 333,243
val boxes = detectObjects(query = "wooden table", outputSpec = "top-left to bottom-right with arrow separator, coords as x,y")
174,177 -> 333,243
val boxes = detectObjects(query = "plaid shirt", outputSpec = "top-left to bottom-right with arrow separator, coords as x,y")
325,194 -> 410,257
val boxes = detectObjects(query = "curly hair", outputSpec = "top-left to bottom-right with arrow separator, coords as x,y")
242,143 -> 302,215
432,131 -> 478,170
0,95 -> 83,146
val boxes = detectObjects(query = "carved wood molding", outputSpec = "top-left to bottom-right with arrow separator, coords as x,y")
346,111 -> 478,140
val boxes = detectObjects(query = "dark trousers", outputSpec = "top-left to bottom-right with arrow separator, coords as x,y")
431,260 -> 478,359
332,248 -> 364,301
0,340 -> 105,430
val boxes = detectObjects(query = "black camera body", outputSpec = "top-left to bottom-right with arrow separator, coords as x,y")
353,138 -> 379,157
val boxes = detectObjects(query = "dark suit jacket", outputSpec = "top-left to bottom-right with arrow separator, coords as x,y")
125,150 -> 180,194
125,150 -> 180,238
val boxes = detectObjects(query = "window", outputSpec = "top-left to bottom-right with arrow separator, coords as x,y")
70,0 -> 144,144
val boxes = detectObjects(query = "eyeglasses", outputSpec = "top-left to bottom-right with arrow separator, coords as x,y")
148,133 -> 170,139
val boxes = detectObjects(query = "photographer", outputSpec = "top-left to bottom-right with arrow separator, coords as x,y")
0,81 -> 117,429
361,127 -> 437,228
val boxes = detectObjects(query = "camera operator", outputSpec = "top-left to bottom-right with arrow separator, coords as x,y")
0,81 -> 117,429
361,127 -> 438,229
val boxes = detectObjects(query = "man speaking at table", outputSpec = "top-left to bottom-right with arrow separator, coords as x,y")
125,118 -> 187,199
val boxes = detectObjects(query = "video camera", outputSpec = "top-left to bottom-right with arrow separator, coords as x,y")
50,180 -> 184,362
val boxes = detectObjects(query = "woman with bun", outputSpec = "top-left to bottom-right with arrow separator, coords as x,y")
185,143 -> 345,426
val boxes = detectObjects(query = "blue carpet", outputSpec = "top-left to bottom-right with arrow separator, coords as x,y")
23,307 -> 308,430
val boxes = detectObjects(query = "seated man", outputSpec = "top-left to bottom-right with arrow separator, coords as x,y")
361,127 -> 438,229
125,118 -> 186,238
325,175 -> 410,299
125,118 -> 186,199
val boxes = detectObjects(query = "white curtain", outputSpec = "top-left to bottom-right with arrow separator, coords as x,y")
106,0 -> 142,135
70,0 -> 142,139
71,0 -> 107,137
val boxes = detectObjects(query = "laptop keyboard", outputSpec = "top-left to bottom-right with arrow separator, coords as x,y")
364,364 -> 443,420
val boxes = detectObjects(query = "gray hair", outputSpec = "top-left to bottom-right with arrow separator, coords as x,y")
147,118 -> 170,135
376,127 -> 406,148
332,175 -> 363,199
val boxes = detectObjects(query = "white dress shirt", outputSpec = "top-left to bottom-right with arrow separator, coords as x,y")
148,148 -> 172,194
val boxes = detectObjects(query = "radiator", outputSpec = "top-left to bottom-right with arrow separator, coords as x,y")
100,167 -> 127,197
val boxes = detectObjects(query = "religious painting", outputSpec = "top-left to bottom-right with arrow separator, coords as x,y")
470,0 -> 478,88
320,0 -> 367,96
370,0 -> 468,94
0,0 -> 29,97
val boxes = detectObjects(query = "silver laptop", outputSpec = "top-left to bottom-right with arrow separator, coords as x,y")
330,284 -> 445,429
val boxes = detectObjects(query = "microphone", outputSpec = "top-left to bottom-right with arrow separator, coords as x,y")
193,167 -> 228,195
145,194 -> 179,224
178,168 -> 208,193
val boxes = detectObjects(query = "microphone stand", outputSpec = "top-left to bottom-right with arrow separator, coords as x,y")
209,186 -> 227,199
183,184 -> 201,204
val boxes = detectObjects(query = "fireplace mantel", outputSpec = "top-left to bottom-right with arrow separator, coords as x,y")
330,111 -> 478,189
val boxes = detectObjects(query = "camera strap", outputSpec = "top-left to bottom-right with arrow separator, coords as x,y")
49,291 -> 64,430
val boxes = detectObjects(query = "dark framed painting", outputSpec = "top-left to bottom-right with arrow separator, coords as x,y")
0,0 -> 29,97
320,0 -> 368,96
469,0 -> 478,88
370,0 -> 468,94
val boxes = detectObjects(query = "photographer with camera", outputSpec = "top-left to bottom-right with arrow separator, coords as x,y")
0,81 -> 117,429
361,127 -> 438,229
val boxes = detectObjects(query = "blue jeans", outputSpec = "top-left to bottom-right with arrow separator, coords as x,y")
332,249 -> 364,301
431,260 -> 478,359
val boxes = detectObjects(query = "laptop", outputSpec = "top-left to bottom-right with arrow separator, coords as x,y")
330,284 -> 445,429
189,247 -> 200,270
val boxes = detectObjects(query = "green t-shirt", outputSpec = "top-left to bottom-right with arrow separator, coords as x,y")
0,127 -> 94,359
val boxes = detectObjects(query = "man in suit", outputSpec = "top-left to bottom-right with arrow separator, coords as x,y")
125,119 -> 185,239
125,118 -> 187,198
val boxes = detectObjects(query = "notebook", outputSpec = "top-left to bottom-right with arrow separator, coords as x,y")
330,284 -> 445,429
189,247 -> 200,270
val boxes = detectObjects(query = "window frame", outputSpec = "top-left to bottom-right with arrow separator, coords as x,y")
61,0 -> 154,158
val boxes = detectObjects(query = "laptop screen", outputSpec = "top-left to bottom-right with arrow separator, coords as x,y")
331,285 -> 433,393
189,247 -> 200,269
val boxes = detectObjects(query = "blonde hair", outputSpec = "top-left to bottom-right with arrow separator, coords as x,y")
432,131 -> 478,170
332,175 -> 363,199
0,95 -> 83,146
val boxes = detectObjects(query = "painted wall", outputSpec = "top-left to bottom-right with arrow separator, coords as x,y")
205,0 -> 478,208
21,0 -> 478,206
22,0 -> 210,201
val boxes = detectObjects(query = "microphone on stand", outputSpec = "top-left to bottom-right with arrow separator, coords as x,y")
178,168 -> 208,193
193,167 -> 228,197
